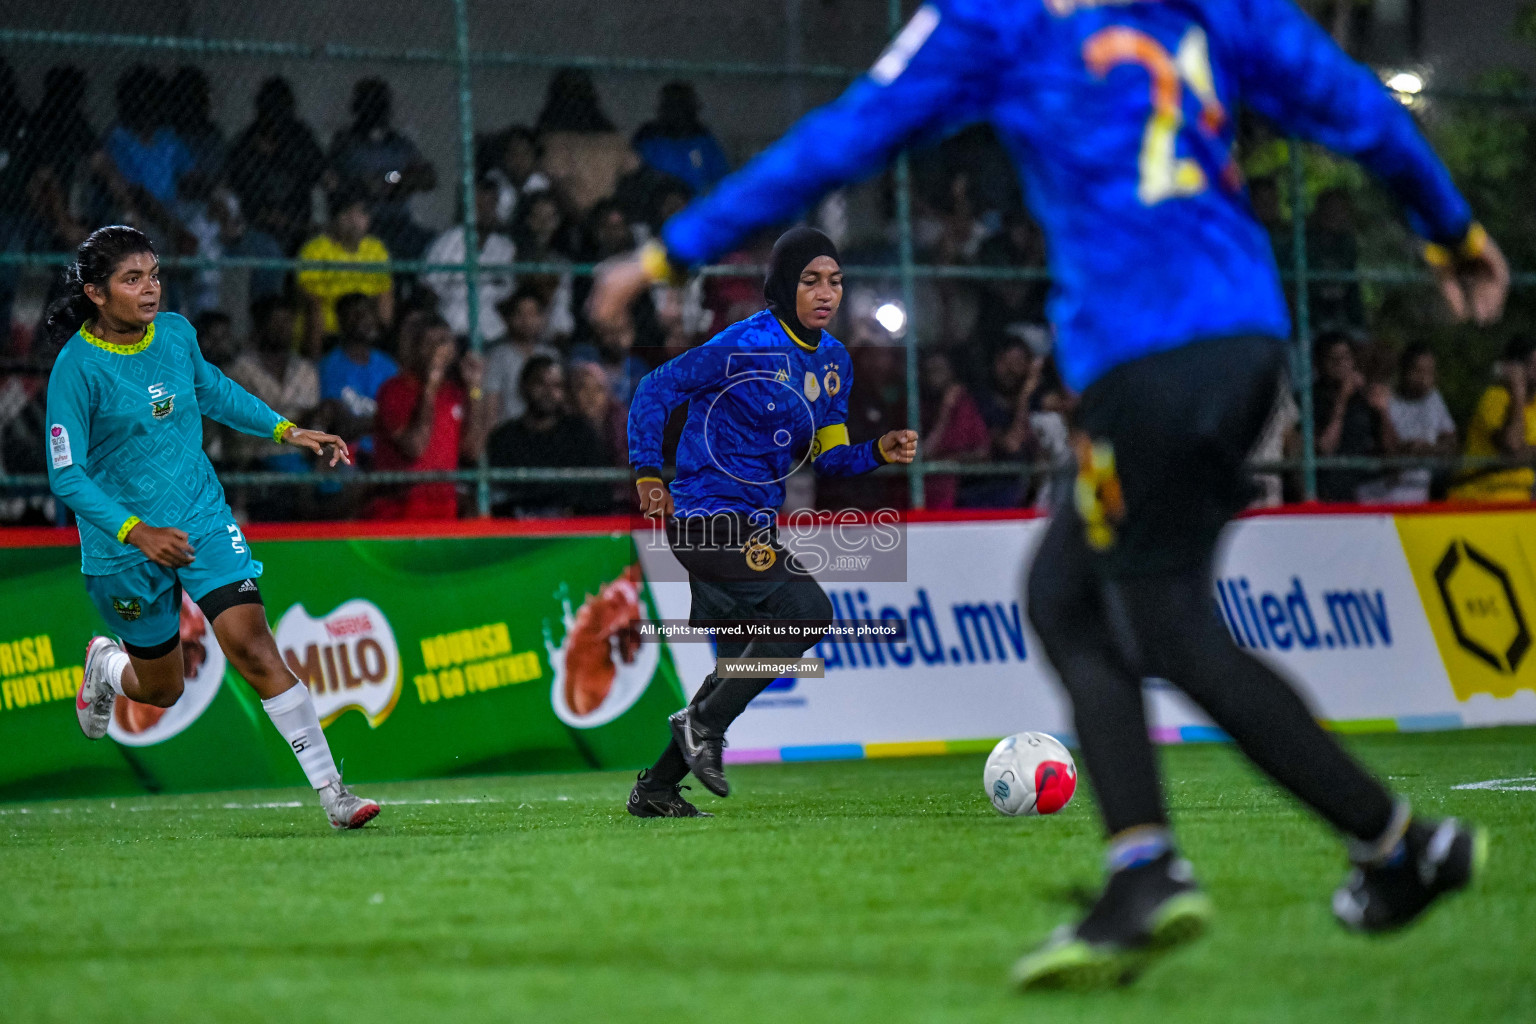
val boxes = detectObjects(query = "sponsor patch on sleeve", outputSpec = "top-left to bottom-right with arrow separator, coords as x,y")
49,425 -> 72,469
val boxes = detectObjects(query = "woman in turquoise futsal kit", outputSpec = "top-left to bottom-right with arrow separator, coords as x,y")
46,225 -> 379,829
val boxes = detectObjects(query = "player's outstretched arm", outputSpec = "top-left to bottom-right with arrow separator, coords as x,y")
812,426 -> 919,477
189,330 -> 352,465
1235,0 -> 1509,323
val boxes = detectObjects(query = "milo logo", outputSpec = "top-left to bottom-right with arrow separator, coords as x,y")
275,599 -> 401,727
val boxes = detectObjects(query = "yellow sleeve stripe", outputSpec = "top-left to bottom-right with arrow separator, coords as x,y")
812,424 -> 850,460
273,420 -> 296,444
635,476 -> 663,484
639,240 -> 687,286
117,516 -> 143,544
1424,222 -> 1488,269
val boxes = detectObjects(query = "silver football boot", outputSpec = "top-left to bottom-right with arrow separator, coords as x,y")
318,776 -> 381,830
75,636 -> 122,740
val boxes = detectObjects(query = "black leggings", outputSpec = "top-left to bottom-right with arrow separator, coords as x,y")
1026,509 -> 1396,843
645,576 -> 833,787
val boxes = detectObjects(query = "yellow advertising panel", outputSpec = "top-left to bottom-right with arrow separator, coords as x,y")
1395,511 -> 1536,701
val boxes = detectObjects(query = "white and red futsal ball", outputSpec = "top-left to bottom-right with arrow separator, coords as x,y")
983,732 -> 1077,816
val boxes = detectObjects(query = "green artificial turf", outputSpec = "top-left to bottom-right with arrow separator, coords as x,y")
1,728 -> 1533,1024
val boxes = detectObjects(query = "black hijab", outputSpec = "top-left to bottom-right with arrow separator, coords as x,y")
764,226 -> 840,347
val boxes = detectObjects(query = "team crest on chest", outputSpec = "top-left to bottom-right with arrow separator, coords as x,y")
804,371 -> 821,401
824,369 -> 841,396
148,382 -> 176,420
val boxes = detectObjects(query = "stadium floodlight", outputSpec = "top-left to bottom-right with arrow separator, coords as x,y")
874,301 -> 907,335
1384,70 -> 1425,106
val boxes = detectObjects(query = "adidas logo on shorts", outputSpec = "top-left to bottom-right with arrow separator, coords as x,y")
237,580 -> 257,593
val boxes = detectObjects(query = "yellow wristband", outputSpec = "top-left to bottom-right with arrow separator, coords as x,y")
273,419 -> 296,444
117,516 -> 142,544
639,240 -> 687,287
635,476 -> 663,485
1424,222 -> 1488,269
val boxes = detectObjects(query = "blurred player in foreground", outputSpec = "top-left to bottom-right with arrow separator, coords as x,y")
623,227 -> 917,817
46,225 -> 380,830
593,0 -> 1509,988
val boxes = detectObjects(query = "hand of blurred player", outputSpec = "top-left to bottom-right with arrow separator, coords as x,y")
459,350 -> 486,392
879,429 -> 919,465
636,477 -> 674,519
1435,232 -> 1509,327
282,426 -> 353,467
589,254 -> 654,333
128,523 -> 195,568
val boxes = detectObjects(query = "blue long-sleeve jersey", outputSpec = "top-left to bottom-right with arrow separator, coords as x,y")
660,0 -> 1472,393
46,312 -> 292,574
628,310 -> 884,516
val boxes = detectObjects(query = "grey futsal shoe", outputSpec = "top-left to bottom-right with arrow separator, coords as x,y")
318,776 -> 381,830
75,636 -> 122,740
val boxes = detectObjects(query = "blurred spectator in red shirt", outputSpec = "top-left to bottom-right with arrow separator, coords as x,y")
370,316 -> 490,519
920,349 -> 989,509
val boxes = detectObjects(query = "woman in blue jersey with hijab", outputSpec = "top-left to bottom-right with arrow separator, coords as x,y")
46,225 -> 379,830
623,227 -> 918,817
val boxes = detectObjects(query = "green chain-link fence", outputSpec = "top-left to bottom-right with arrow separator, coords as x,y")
1,1 -> 1534,524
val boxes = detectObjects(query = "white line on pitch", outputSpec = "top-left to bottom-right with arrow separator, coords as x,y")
1452,777 -> 1536,792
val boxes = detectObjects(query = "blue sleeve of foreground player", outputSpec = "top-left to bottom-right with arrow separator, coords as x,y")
1233,0 -> 1472,244
661,2 -> 1005,267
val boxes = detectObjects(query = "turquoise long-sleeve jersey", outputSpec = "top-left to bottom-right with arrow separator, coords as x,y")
45,312 -> 292,574
660,0 -> 1473,392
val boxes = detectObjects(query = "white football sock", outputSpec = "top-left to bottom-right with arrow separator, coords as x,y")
103,647 -> 130,697
261,683 -> 340,790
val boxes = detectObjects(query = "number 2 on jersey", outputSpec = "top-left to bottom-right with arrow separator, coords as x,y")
1084,25 -> 1235,206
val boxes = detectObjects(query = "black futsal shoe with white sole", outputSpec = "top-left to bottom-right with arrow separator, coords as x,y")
1333,818 -> 1486,933
668,706 -> 729,797
1013,851 -> 1213,992
627,771 -> 713,818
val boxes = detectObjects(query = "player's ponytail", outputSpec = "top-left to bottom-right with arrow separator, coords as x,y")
44,225 -> 157,346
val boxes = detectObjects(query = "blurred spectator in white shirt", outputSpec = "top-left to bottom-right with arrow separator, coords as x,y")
1367,344 -> 1457,504
423,173 -> 517,343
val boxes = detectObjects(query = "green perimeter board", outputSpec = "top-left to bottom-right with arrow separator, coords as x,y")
0,532 -> 685,800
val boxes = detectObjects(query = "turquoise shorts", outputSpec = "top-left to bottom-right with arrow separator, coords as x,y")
84,519 -> 262,653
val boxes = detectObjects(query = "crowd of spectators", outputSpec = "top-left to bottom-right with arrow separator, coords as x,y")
0,55 -> 1533,525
